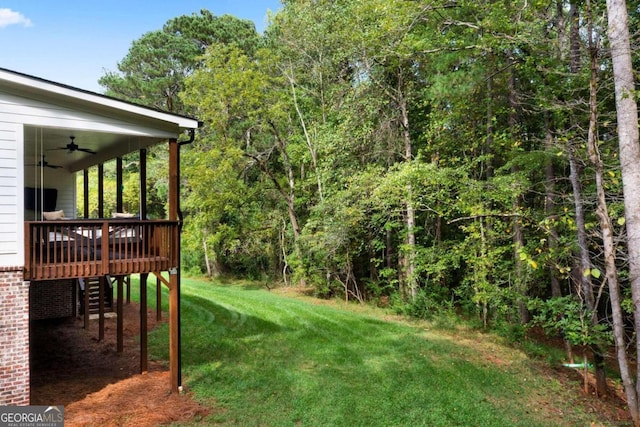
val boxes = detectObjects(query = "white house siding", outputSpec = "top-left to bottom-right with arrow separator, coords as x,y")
53,171 -> 76,218
0,122 -> 22,267
0,121 -> 28,405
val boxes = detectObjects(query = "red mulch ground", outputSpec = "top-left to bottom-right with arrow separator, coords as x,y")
30,303 -> 210,426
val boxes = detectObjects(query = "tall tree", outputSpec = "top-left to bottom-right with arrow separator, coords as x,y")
99,10 -> 258,114
98,10 -> 263,276
99,30 -> 199,112
605,0 -> 640,422
182,42 -> 308,280
585,0 -> 628,402
343,0 -> 433,299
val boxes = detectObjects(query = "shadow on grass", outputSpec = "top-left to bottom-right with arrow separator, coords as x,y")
239,282 -> 268,291
177,293 -> 284,366
144,283 -> 574,426
176,295 -> 535,426
195,276 -> 268,291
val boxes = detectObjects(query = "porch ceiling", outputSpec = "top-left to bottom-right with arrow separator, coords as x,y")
24,126 -> 169,173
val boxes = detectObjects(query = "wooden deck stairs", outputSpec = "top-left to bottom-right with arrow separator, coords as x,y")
80,277 -> 114,315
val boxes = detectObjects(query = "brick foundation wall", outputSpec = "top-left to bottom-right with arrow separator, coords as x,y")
30,280 -> 75,320
0,267 -> 29,405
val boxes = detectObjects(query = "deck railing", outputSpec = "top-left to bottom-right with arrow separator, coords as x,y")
24,220 -> 179,281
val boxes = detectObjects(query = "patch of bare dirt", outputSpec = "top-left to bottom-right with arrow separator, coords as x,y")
512,327 -> 632,426
30,303 -> 209,426
544,364 -> 632,425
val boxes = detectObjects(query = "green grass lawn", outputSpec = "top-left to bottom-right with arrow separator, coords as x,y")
131,276 -> 607,426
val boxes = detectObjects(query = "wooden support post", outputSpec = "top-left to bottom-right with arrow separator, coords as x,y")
156,276 -> 162,321
98,163 -> 104,219
140,272 -> 148,374
116,157 -> 123,213
169,270 -> 179,391
83,279 -> 90,330
126,275 -> 131,304
83,169 -> 89,218
117,276 -> 124,353
168,137 -> 180,393
140,149 -> 147,220
108,283 -> 114,313
101,223 -> 109,275
99,276 -> 105,341
169,141 -> 178,220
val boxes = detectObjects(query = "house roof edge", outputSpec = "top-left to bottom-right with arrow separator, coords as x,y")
0,67 -> 200,129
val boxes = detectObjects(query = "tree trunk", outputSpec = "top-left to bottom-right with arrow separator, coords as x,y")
568,148 -> 607,395
543,122 -> 562,299
485,76 -> 495,180
203,237 -> 212,278
266,122 -> 302,242
286,64 -> 324,202
568,1 -> 581,73
386,229 -> 393,270
570,151 -> 607,396
479,218 -> 488,328
583,10 -> 611,396
568,152 -> 594,312
507,54 -> 528,324
563,0 -> 607,397
544,119 -> 573,362
405,184 -> 416,300
400,82 -> 417,300
605,0 -> 640,422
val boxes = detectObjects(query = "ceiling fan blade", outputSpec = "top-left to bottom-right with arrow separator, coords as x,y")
26,156 -> 62,169
77,147 -> 97,154
26,164 -> 62,169
49,136 -> 96,154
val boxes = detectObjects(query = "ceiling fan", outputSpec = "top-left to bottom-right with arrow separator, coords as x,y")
26,155 -> 62,169
50,136 -> 97,154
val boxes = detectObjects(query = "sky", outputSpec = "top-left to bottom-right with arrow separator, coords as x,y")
0,1 -> 281,92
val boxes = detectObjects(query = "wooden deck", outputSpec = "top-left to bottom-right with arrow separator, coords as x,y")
24,220 -> 179,281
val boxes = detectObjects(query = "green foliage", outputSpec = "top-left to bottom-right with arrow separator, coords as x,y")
163,10 -> 259,56
76,154 -> 150,218
95,10 -> 264,271
85,0 -> 640,422
101,2 -> 631,390
99,30 -> 199,112
391,287 -> 455,320
100,10 -> 259,114
527,296 -> 612,349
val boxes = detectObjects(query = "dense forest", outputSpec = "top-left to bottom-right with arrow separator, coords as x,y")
89,0 -> 640,421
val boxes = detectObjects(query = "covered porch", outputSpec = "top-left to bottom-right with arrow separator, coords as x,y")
24,139 -> 192,393
10,69 -> 201,395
